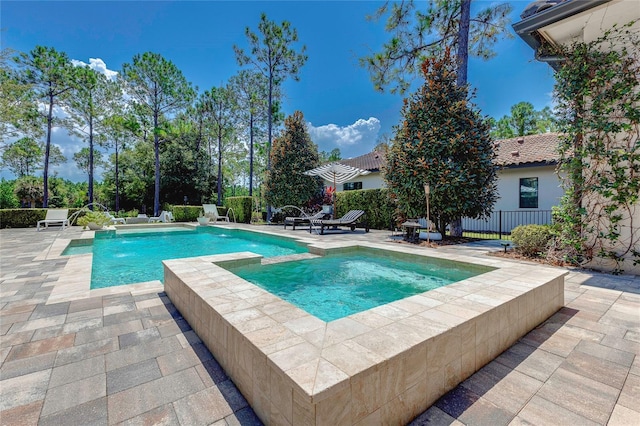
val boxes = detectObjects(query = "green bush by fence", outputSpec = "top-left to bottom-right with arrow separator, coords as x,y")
511,224 -> 553,257
224,196 -> 253,223
170,205 -> 205,222
335,188 -> 395,230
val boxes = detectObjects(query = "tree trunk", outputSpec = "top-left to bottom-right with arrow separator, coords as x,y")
449,0 -> 472,238
88,117 -> 94,210
154,111 -> 160,217
43,93 -> 54,208
249,111 -> 254,197
266,75 -> 273,222
115,143 -> 120,212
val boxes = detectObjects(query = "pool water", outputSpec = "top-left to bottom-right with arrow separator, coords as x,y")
62,227 -> 307,289
229,249 -> 494,322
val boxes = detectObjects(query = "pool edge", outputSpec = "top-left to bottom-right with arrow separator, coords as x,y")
164,242 -> 566,425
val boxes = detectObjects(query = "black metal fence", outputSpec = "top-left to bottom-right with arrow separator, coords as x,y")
461,210 -> 553,239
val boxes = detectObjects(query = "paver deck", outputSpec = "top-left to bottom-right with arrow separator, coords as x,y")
1,225 -> 638,425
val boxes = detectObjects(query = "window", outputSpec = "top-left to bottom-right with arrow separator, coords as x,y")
343,182 -> 362,191
519,177 -> 538,208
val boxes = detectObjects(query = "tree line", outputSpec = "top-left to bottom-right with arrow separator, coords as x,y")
1,13 -> 309,216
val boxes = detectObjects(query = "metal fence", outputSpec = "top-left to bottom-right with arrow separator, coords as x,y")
461,210 -> 553,239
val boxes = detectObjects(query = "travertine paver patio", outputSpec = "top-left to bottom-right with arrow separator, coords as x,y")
1,224 -> 638,425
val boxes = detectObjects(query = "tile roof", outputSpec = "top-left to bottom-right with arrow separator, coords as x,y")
338,150 -> 386,171
494,133 -> 562,167
334,133 -> 562,172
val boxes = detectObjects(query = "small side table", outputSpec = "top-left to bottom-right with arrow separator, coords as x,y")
401,221 -> 421,243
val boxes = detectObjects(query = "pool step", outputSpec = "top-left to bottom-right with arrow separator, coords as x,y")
261,252 -> 321,265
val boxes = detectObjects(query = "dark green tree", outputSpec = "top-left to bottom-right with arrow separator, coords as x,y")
319,148 -> 341,163
1,48 -> 41,142
2,137 -> 43,177
264,111 -> 320,209
66,65 -> 120,207
228,70 -> 269,196
102,112 -> 138,212
200,85 -> 238,205
121,52 -> 196,216
73,147 -> 105,177
14,46 -> 74,207
385,50 -> 497,235
490,103 -> 558,138
0,179 -> 20,209
234,13 -> 308,221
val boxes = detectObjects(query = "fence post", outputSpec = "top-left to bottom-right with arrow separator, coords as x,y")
499,210 -> 502,240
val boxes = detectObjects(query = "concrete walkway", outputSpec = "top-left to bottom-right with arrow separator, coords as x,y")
1,225 -> 638,425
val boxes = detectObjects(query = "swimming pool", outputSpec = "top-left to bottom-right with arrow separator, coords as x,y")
229,248 -> 494,321
62,226 -> 307,289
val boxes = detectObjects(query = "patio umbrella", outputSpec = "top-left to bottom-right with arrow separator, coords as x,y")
304,162 -> 371,218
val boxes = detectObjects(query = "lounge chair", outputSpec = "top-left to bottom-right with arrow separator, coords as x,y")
310,209 -> 368,235
107,212 -> 126,225
284,210 -> 327,230
37,209 -> 70,231
202,204 -> 229,222
149,211 -> 174,223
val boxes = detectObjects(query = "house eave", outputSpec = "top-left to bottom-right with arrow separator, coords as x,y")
513,0 -> 611,68
499,161 -> 559,170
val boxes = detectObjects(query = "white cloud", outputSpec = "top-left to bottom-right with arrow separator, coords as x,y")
71,58 -> 118,80
308,117 -> 381,159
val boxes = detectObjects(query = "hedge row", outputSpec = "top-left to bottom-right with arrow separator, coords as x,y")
224,196 -> 253,223
335,188 -> 396,230
0,208 -> 86,229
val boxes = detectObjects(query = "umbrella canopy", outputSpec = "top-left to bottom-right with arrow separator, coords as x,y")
305,162 -> 371,218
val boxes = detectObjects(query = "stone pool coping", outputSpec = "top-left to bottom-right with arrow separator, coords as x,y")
40,222 -> 314,304
163,239 -> 567,425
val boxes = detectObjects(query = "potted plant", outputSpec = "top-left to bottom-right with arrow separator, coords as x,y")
77,211 -> 111,230
197,210 -> 209,226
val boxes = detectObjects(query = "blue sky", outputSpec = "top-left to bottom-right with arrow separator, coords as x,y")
2,0 -> 556,181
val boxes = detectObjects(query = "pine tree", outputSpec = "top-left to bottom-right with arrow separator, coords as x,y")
385,49 -> 497,236
264,111 -> 320,209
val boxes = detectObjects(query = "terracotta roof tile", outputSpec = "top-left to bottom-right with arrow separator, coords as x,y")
338,150 -> 386,171
334,133 -> 562,172
494,133 -> 562,167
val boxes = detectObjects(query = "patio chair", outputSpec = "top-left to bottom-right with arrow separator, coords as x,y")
202,204 -> 229,222
149,211 -> 174,223
284,210 -> 328,230
310,209 -> 368,235
37,209 -> 70,231
107,212 -> 126,225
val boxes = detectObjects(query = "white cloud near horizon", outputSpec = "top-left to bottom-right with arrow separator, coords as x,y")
308,117 -> 381,159
71,58 -> 119,80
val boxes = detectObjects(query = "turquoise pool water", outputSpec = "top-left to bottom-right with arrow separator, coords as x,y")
62,227 -> 307,289
229,249 -> 494,322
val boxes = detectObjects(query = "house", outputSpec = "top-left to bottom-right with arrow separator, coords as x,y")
330,150 -> 386,192
330,134 -> 564,232
513,0 -> 640,273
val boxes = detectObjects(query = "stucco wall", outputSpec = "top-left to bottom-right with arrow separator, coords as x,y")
494,165 -> 564,211
326,172 -> 385,192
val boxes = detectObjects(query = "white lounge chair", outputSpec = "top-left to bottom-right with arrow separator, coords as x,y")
149,211 -> 174,223
37,209 -> 70,231
107,212 -> 126,225
202,204 -> 229,222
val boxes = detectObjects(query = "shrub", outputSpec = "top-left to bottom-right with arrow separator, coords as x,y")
511,224 -> 554,258
225,196 -> 253,223
171,205 -> 202,222
0,208 -> 84,229
336,188 -> 396,230
77,211 -> 111,229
